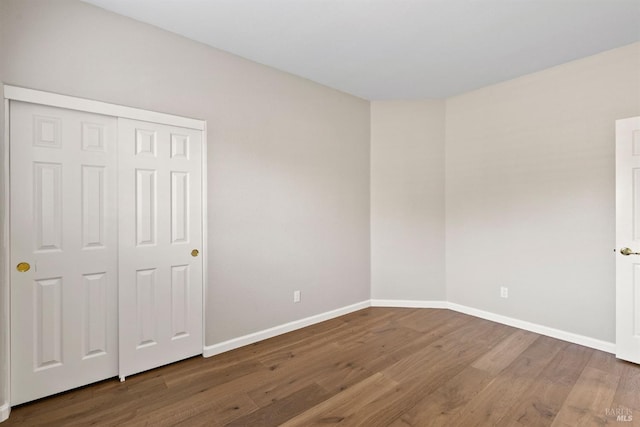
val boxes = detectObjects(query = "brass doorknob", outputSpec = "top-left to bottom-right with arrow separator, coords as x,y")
16,262 -> 31,272
620,247 -> 640,256
191,249 -> 199,257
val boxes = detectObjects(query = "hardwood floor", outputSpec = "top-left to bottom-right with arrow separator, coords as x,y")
4,308 -> 639,426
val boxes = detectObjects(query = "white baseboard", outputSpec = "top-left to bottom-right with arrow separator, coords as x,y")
0,402 -> 10,423
202,298 -> 615,359
370,299 -> 447,309
446,302 -> 616,354
203,300 -> 371,358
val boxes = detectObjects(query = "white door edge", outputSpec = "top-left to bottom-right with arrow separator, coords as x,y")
615,115 -> 640,364
201,122 -> 208,353
2,97 -> 11,411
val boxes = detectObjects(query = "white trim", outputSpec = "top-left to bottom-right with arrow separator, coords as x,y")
3,85 -> 205,131
201,122 -> 208,353
0,402 -> 10,423
202,298 -> 615,358
446,302 -> 616,354
203,300 -> 371,357
2,97 -> 10,414
370,299 -> 447,309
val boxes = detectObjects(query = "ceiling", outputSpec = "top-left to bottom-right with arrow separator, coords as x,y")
82,0 -> 640,100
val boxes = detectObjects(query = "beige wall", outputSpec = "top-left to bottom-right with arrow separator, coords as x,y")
0,0 -> 370,381
446,42 -> 640,342
369,43 -> 640,342
370,100 -> 445,300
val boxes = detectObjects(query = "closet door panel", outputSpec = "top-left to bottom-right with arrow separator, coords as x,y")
10,102 -> 118,405
118,118 -> 203,379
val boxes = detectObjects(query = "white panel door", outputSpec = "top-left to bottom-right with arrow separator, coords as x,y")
118,118 -> 203,378
10,102 -> 118,404
616,116 -> 640,364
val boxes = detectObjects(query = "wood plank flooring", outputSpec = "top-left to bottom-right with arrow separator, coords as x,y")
4,308 -> 639,426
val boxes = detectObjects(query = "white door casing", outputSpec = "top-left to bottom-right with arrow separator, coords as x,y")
615,116 -> 640,364
118,118 -> 203,379
10,101 -> 118,404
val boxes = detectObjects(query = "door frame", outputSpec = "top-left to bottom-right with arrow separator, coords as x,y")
0,85 -> 208,417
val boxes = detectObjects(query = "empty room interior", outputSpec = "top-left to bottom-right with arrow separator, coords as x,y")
1,0 -> 640,425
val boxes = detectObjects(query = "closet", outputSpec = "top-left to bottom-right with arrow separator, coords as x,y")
5,87 -> 206,405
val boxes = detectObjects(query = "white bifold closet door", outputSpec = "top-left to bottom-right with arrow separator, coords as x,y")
10,102 -> 119,405
10,102 -> 203,405
117,118 -> 203,379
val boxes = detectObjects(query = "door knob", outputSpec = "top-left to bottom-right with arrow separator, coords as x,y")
16,262 -> 31,272
620,247 -> 640,256
191,249 -> 199,257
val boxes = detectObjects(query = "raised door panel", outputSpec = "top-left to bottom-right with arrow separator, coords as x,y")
136,268 -> 158,348
33,162 -> 63,252
81,166 -> 106,249
171,264 -> 190,340
135,169 -> 157,246
82,273 -> 108,359
34,278 -> 63,370
171,172 -> 189,244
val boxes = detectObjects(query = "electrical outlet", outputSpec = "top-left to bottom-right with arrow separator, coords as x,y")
500,287 -> 508,298
293,290 -> 301,303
